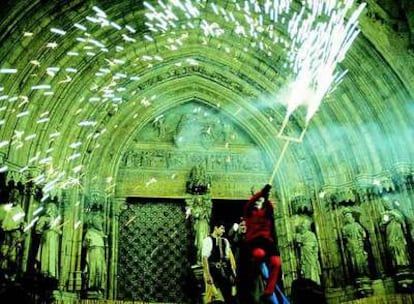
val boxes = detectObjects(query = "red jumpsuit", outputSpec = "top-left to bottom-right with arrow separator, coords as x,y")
244,185 -> 281,296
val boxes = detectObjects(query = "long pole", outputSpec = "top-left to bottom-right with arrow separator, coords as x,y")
268,140 -> 290,184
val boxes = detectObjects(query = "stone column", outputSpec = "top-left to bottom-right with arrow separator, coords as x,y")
107,197 -> 126,299
59,189 -> 83,294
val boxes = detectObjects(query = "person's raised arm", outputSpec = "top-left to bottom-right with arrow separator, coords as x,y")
244,184 -> 272,214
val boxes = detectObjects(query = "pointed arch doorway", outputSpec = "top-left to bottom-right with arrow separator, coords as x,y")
211,199 -> 245,232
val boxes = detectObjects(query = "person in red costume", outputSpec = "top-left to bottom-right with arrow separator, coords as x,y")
244,183 -> 281,298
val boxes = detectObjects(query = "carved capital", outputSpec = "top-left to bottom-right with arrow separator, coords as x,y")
112,197 -> 127,217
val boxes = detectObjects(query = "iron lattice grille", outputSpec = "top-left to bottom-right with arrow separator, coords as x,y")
117,201 -> 197,303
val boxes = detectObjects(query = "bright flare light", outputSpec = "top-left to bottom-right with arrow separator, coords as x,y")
284,0 -> 366,125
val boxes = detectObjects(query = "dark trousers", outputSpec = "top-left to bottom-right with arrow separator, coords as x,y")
209,263 -> 235,303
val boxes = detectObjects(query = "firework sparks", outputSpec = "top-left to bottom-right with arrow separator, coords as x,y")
0,0 -> 365,197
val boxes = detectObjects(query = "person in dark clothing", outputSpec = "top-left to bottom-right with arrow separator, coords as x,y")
228,217 -> 249,303
202,221 -> 236,303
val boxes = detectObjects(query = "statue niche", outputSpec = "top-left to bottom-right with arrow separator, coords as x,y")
186,163 -> 211,195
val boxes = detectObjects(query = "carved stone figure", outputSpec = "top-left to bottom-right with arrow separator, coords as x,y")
201,123 -> 215,148
341,209 -> 370,278
295,219 -> 321,285
83,215 -> 107,295
35,203 -> 62,279
186,195 -> 212,263
381,209 -> 411,270
152,115 -> 166,138
0,188 -> 25,280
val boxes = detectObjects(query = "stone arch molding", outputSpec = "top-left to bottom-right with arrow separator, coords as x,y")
81,58 -> 289,197
87,92 -> 281,199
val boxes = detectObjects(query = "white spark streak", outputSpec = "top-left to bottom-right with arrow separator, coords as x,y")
92,6 -> 107,18
39,157 -> 52,164
49,132 -> 61,138
50,28 -> 66,35
13,211 -> 25,222
46,42 -> 58,48
24,216 -> 39,232
70,142 -> 82,149
16,111 -> 29,118
19,166 -> 28,173
86,16 -> 101,24
78,120 -> 97,127
67,153 -> 81,161
145,177 -> 157,187
88,39 -> 105,48
125,25 -> 136,33
29,153 -> 40,163
110,22 -> 122,30
0,140 -> 9,148
65,68 -> 78,73
0,69 -> 17,74
73,165 -> 83,173
33,206 -> 44,216
25,134 -> 36,141
31,84 -> 51,90
122,34 -> 136,42
74,23 -> 87,31
44,174 -> 64,192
